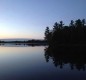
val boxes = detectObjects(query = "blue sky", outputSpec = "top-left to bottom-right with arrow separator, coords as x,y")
0,0 -> 86,39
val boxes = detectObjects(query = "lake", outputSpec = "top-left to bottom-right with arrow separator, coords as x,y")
0,45 -> 86,80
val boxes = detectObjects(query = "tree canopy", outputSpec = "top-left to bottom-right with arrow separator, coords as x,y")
44,19 -> 86,45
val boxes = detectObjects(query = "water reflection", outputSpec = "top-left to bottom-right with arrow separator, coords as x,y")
0,45 -> 86,80
0,46 -> 45,80
44,45 -> 86,71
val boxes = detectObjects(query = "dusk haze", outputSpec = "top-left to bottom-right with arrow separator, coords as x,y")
0,0 -> 86,39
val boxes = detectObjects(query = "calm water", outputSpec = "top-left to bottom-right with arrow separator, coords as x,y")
0,45 -> 86,80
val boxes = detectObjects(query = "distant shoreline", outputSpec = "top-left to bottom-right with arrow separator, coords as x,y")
0,40 -> 47,46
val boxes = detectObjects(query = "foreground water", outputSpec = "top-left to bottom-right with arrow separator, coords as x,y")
0,45 -> 86,80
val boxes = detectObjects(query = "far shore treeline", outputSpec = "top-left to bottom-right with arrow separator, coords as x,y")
0,39 -> 46,44
44,19 -> 86,45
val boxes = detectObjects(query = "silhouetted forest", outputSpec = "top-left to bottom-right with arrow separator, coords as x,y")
44,46 -> 86,71
45,19 -> 86,45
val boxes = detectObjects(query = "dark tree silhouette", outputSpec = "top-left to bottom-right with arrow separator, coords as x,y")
44,27 -> 50,40
82,19 -> 85,27
44,27 -> 52,44
44,19 -> 86,45
53,22 -> 59,31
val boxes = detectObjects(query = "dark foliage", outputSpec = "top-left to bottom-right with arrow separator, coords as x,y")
44,19 -> 86,45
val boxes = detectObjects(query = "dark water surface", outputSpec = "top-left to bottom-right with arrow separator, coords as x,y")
0,45 -> 86,80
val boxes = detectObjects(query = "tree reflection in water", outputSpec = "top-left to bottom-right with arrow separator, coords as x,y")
44,45 -> 86,71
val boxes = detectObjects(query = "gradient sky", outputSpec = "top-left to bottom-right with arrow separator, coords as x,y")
0,0 -> 86,39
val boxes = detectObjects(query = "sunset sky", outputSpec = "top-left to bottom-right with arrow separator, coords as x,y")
0,0 -> 86,39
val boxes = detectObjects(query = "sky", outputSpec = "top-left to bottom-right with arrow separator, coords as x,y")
0,0 -> 86,39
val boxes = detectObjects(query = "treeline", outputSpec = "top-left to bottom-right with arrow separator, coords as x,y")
0,39 -> 47,44
44,19 -> 86,45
